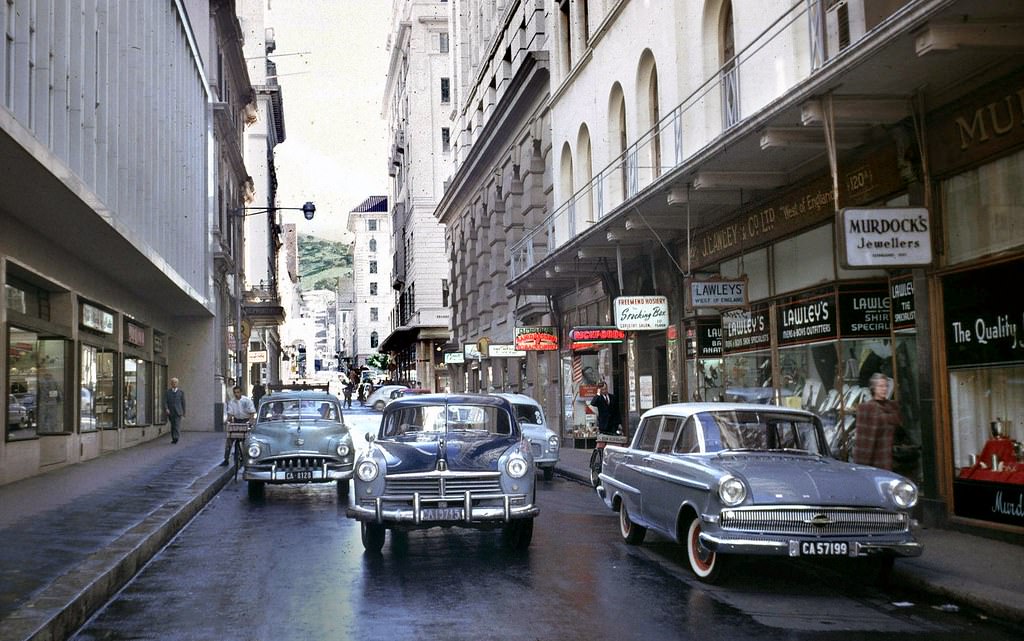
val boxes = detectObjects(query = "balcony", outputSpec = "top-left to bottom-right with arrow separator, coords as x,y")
242,283 -> 285,327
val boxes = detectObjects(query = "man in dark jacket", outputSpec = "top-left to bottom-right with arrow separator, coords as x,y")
590,381 -> 621,435
164,377 -> 186,444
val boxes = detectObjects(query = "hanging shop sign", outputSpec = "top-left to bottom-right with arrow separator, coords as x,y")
891,275 -> 916,331
444,351 -> 465,365
777,292 -> 837,347
614,296 -> 669,330
81,303 -> 115,334
488,344 -> 526,358
837,285 -> 890,337
722,307 -> 770,354
249,350 -> 268,363
514,326 -> 559,351
570,326 -> 626,351
838,207 -> 933,268
943,261 -> 1024,369
690,279 -> 748,308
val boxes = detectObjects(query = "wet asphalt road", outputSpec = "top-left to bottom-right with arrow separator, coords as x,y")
71,407 -> 1019,641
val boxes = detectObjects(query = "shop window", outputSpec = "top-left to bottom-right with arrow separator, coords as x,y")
123,358 -> 150,426
5,276 -> 50,319
80,345 -> 117,432
7,327 -> 68,439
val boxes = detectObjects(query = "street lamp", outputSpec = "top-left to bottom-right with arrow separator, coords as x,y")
228,201 -> 317,386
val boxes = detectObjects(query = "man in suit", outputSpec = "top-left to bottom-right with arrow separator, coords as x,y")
590,381 -> 621,435
164,377 -> 186,443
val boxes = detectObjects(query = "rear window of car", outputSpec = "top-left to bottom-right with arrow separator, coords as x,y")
382,404 -> 511,437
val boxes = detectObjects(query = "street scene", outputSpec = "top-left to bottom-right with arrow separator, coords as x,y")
2,0 -> 1024,640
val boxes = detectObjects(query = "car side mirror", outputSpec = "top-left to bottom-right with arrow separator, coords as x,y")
365,432 -> 375,444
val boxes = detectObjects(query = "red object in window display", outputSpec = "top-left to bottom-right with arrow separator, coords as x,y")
958,436 -> 1024,485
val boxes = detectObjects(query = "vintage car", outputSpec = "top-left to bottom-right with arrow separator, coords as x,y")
493,393 -> 560,480
365,384 -> 408,411
597,402 -> 922,583
242,391 -> 355,501
346,393 -> 539,552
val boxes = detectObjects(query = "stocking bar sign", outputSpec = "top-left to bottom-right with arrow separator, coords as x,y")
614,296 -> 669,330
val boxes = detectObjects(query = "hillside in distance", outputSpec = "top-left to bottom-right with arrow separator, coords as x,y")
298,234 -> 353,291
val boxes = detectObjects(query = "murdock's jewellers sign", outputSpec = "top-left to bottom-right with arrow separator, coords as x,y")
838,207 -> 932,268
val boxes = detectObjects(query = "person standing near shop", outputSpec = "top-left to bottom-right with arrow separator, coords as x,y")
251,382 -> 266,409
853,373 -> 901,470
164,377 -> 186,444
590,381 -> 621,435
222,385 -> 256,466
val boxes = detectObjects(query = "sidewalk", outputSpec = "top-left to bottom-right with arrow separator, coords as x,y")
0,436 -> 1020,641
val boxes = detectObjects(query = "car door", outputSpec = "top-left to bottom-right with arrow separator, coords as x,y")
639,416 -> 686,534
613,415 -> 661,529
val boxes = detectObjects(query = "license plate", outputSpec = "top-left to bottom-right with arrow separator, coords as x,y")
799,541 -> 849,556
421,507 -> 464,521
285,470 -> 314,480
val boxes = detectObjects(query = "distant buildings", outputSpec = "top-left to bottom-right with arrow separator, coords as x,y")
347,197 -> 393,369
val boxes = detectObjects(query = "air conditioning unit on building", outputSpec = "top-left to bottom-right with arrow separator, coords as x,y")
825,0 -> 904,60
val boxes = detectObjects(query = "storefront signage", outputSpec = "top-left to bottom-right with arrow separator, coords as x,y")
690,279 -> 747,307
153,333 -> 165,354
953,480 -> 1024,529
444,351 -> 465,365
569,326 -> 625,350
777,293 -> 837,346
722,307 -> 770,354
614,296 -> 669,330
463,343 -> 482,360
487,344 -> 526,358
943,262 -> 1024,369
514,326 -> 559,351
685,145 -> 905,270
838,286 -> 890,337
839,207 -> 932,268
891,276 -> 916,330
249,350 -> 268,363
125,322 -> 146,347
687,322 -> 723,359
81,303 -> 114,334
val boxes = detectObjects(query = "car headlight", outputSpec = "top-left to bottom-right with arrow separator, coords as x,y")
356,459 -> 379,482
547,435 -> 560,451
889,479 -> 918,508
336,442 -> 351,457
247,442 -> 262,458
718,476 -> 747,507
506,454 -> 529,479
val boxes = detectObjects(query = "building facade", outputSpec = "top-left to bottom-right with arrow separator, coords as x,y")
0,1 -> 244,484
347,196 -> 393,368
379,0 -> 453,391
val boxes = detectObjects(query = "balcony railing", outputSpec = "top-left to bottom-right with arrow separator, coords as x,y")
510,0 -> 866,280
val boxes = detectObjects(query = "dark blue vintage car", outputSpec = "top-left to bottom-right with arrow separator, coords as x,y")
597,403 -> 922,583
346,393 -> 539,552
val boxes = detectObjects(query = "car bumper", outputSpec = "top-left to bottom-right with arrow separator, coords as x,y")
347,497 -> 539,525
697,529 -> 923,558
534,455 -> 558,468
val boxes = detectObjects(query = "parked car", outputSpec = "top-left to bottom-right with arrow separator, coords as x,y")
382,387 -> 432,408
7,394 -> 29,430
347,393 -> 539,552
242,391 -> 355,501
493,393 -> 560,480
365,384 -> 408,411
597,402 -> 922,583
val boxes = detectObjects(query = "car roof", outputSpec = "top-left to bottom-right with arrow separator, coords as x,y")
639,402 -> 816,420
492,393 -> 541,407
385,393 -> 514,412
259,391 -> 340,403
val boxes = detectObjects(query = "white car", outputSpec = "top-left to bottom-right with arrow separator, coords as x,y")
493,393 -> 560,480
365,385 -> 408,411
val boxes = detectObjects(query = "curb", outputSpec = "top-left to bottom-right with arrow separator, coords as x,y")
1,465 -> 233,641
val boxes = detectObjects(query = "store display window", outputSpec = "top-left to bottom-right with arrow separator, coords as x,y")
685,321 -> 723,402
80,345 -> 117,431
153,364 -> 167,425
7,327 -> 69,439
721,306 -> 772,403
123,358 -> 151,426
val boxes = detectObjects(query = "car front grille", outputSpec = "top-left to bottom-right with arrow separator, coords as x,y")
719,507 -> 909,535
384,475 -> 503,498
272,455 -> 334,470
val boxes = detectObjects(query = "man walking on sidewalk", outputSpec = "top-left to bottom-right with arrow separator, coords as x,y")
165,377 -> 186,443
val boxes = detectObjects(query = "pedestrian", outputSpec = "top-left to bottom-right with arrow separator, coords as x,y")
222,385 -> 256,466
252,382 -> 266,408
357,382 -> 368,405
590,381 -> 621,435
853,373 -> 902,470
164,377 -> 186,444
343,382 -> 353,408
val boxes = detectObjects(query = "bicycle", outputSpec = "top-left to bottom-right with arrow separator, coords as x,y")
590,432 -> 629,487
226,419 -> 252,482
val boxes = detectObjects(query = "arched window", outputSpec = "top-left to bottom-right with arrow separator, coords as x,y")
636,50 -> 661,185
370,332 -> 379,348
608,83 -> 628,204
560,142 -> 575,238
576,124 -> 594,222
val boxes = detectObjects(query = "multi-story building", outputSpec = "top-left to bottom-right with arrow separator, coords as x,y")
435,1 -> 553,402
0,1 -> 247,483
347,196 -> 393,368
380,0 -> 453,392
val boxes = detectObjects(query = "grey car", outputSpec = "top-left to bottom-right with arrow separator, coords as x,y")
597,402 -> 922,583
242,391 -> 355,501
493,393 -> 560,480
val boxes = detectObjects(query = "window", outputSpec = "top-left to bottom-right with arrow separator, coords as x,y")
674,417 -> 701,453
370,307 -> 379,322
370,282 -> 378,296
370,331 -> 379,348
369,260 -> 378,274
655,417 -> 680,453
81,345 -> 117,432
7,328 -> 69,440
368,219 -> 378,231
123,358 -> 150,426
442,279 -> 450,307
441,77 -> 450,104
439,32 -> 449,53
635,417 -> 661,452
369,238 -> 377,252
442,127 -> 451,152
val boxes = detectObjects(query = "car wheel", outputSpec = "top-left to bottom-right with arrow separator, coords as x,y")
336,479 -> 350,501
589,449 -> 603,488
247,480 -> 265,501
372,400 -> 385,411
503,518 -> 534,551
686,518 -> 726,583
619,502 -> 646,545
542,466 -> 554,481
361,523 -> 386,553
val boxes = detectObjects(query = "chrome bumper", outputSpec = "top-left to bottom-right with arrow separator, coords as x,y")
243,465 -> 352,483
698,531 -> 924,558
347,495 -> 539,525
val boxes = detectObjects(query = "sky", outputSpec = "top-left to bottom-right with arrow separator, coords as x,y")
264,0 -> 392,242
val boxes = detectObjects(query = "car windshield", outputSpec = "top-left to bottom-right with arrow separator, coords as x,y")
512,403 -> 543,425
696,410 -> 824,455
382,404 -> 511,437
257,399 -> 341,422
